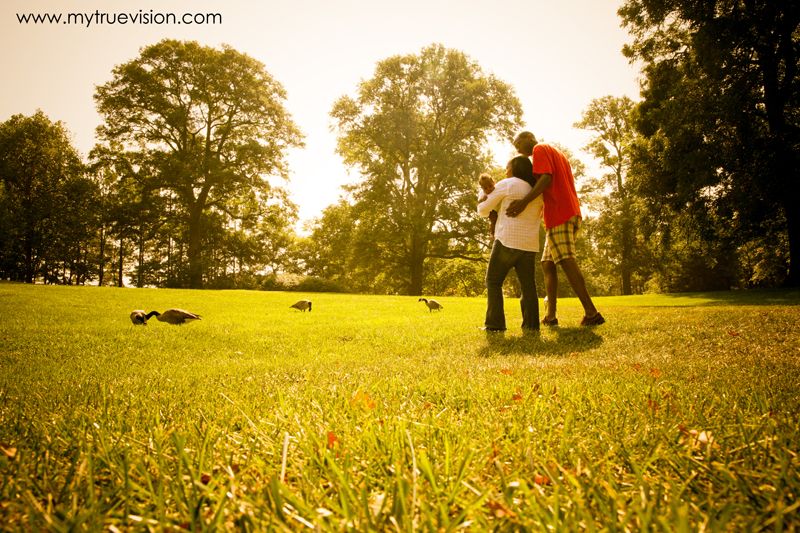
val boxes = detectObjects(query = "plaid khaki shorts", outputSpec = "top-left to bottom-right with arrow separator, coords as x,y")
541,215 -> 581,264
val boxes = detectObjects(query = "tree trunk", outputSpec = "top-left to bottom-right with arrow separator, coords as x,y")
117,238 -> 124,287
784,197 -> 800,287
618,174 -> 633,295
167,236 -> 172,286
137,227 -> 145,288
408,234 -> 426,296
409,259 -> 424,296
187,206 -> 204,289
24,233 -> 34,284
621,208 -> 633,295
98,226 -> 106,286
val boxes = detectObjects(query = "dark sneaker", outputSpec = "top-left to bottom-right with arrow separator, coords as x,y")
541,317 -> 559,327
580,312 -> 605,326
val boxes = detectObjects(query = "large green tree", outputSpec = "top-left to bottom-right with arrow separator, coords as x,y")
331,44 -> 522,295
619,0 -> 800,286
575,96 -> 640,294
0,112 -> 92,283
298,200 -> 357,286
95,39 -> 302,288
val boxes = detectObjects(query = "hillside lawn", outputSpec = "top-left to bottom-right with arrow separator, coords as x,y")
0,283 -> 798,530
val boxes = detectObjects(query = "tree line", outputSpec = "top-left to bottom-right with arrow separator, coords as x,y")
1,1 -> 797,294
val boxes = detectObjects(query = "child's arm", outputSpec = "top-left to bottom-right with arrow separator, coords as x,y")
477,181 -> 505,218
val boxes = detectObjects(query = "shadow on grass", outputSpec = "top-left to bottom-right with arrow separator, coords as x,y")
647,288 -> 800,307
478,326 -> 603,358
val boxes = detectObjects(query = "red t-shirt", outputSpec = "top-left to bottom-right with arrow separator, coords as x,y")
532,143 -> 581,229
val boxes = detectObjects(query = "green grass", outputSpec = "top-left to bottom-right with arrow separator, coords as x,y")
0,283 -> 798,531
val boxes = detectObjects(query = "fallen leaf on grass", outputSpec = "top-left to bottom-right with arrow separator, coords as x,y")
647,399 -> 660,413
200,473 -> 212,485
487,499 -> 516,518
499,369 -> 513,376
327,431 -> 339,449
491,442 -> 501,459
350,391 -> 376,410
649,368 -> 662,378
512,389 -> 523,402
1,445 -> 17,459
533,473 -> 551,486
727,330 -> 740,337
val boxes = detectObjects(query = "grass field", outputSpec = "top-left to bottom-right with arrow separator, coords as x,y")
1,283 -> 799,531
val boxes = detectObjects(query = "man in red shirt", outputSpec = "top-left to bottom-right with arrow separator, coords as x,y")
506,131 -> 604,326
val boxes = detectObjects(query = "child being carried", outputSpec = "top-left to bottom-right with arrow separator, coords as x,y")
478,173 -> 498,237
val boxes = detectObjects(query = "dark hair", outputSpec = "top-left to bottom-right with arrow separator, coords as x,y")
508,156 -> 536,186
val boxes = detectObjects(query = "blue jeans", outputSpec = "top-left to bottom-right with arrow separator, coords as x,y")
485,240 -> 539,330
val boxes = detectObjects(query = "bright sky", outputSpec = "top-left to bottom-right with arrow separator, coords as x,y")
1,0 -> 640,228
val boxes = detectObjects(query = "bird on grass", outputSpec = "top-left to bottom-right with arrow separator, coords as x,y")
290,300 -> 312,312
130,310 -> 158,325
418,298 -> 443,312
148,308 -> 201,325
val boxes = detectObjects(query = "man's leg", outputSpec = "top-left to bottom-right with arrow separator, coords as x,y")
548,216 -> 603,325
558,257 -> 598,317
542,260 -> 558,321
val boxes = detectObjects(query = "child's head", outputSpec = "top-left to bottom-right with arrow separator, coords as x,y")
507,155 -> 535,184
478,173 -> 495,193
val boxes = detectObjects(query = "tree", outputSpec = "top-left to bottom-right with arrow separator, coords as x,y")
0,112 -> 90,283
331,44 -> 522,295
619,0 -> 800,286
297,199 -> 378,292
89,149 -> 167,287
575,96 -> 639,294
95,39 -> 303,288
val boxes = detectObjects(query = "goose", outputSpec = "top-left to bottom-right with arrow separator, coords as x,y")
130,309 -> 157,325
418,298 -> 443,312
149,308 -> 201,325
290,300 -> 312,312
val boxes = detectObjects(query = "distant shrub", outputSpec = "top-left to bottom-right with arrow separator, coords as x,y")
259,274 -> 287,291
291,276 -> 348,293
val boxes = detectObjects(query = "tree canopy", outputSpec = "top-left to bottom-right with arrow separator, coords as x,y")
331,44 -> 522,295
94,39 -> 303,288
0,112 -> 95,284
619,0 -> 800,286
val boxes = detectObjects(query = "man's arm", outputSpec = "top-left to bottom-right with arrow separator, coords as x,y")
505,173 -> 552,217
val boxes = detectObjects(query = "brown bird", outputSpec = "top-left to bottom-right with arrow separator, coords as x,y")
149,308 -> 201,325
290,300 -> 312,312
130,309 -> 156,325
418,298 -> 443,312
